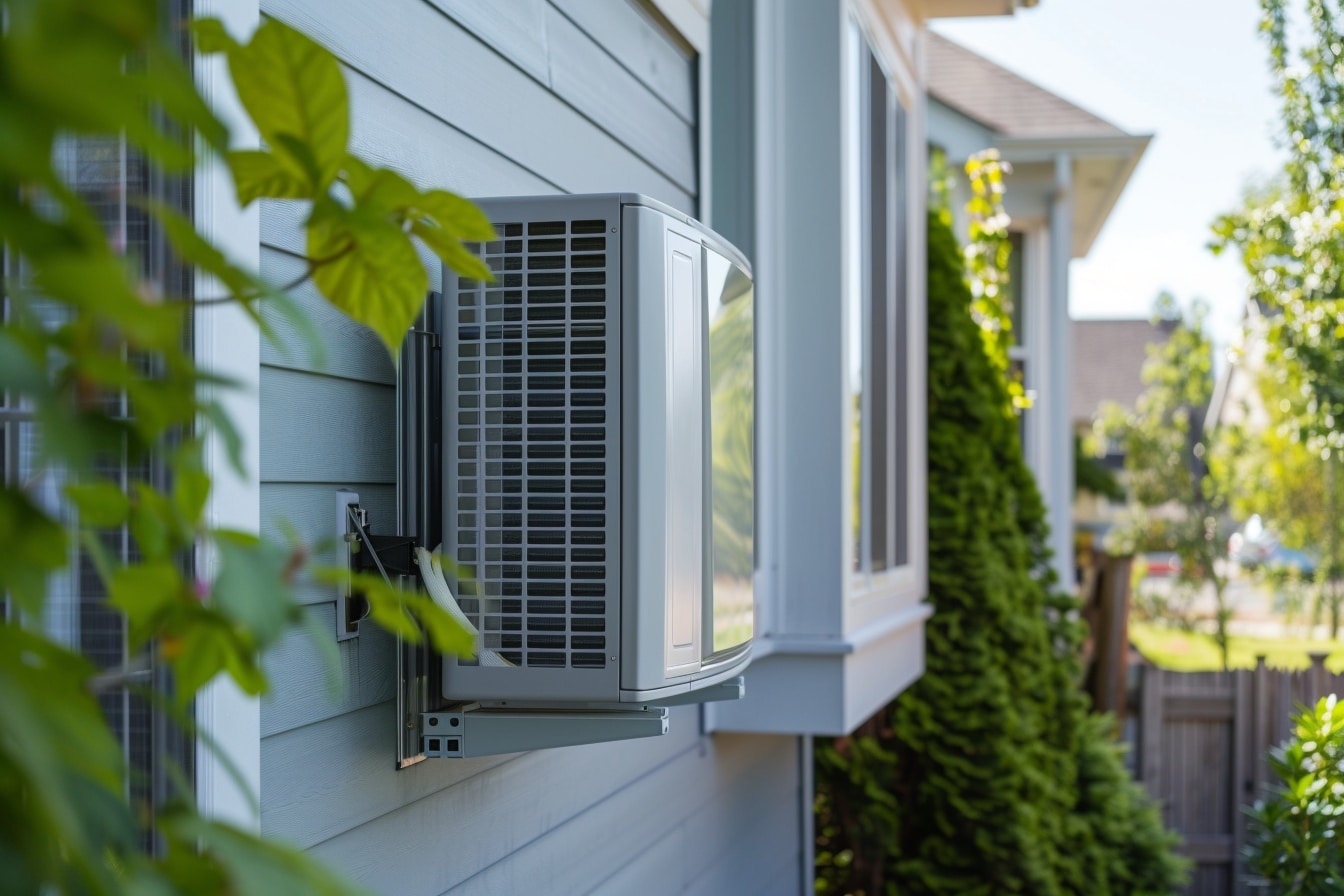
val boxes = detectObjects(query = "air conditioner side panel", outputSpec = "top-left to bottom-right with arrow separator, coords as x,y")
622,206 -> 705,694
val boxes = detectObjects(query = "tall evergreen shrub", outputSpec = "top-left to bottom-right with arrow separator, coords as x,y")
814,212 -> 1185,896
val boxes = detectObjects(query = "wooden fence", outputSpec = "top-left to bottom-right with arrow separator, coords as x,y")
1135,657 -> 1344,896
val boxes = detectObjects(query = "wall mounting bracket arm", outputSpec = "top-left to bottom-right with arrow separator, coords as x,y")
421,705 -> 670,758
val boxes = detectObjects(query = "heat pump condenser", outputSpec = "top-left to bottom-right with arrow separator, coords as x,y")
441,193 -> 755,708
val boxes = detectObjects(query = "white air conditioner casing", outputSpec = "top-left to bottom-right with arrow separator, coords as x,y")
441,193 -> 756,707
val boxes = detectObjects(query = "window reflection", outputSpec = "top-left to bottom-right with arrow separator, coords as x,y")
707,250 -> 754,656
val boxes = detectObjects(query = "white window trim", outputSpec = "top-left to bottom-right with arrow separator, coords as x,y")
707,0 -> 930,738
193,0 -> 262,831
842,8 -> 927,635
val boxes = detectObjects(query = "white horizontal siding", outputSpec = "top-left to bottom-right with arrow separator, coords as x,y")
253,2 -> 799,894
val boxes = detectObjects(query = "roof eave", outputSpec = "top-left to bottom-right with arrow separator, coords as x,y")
999,133 -> 1152,257
922,0 -> 1030,19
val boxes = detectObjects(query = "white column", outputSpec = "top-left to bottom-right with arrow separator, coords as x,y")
193,0 -> 262,831
1047,154 -> 1074,590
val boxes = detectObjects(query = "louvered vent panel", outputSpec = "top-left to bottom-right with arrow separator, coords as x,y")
455,220 -> 610,670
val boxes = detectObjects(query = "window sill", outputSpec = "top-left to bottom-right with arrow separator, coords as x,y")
704,601 -> 930,736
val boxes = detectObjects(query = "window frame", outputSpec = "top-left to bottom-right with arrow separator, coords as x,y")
707,0 -> 930,737
842,9 -> 924,633
191,0 -> 263,831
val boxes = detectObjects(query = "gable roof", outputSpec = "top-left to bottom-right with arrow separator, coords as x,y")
1070,319 -> 1176,422
927,32 -> 1125,139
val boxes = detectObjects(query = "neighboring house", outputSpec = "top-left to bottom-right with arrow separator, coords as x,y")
15,1 -> 1051,894
1206,299 -> 1271,435
926,32 -> 1150,586
1071,317 -> 1176,526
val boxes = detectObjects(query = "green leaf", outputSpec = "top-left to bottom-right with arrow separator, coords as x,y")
171,618 -> 239,700
314,568 -> 474,658
308,205 -> 428,355
351,165 -> 421,215
172,465 -> 211,531
210,530 -> 299,641
0,486 -> 68,615
191,17 -> 241,55
142,197 -> 260,298
109,561 -> 184,645
201,400 -> 247,479
164,815 -> 370,896
129,483 -> 177,561
32,251 -> 185,350
410,220 -> 493,283
418,189 -> 497,241
0,626 -> 130,892
65,480 -> 131,528
225,149 -> 312,205
226,17 -> 349,189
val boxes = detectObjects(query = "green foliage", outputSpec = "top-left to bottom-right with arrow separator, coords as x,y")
1245,695 -> 1344,894
1,1 -> 479,892
961,150 -> 1029,411
814,211 -> 1185,896
1075,434 -> 1126,502
1098,298 -> 1235,666
1217,323 -> 1344,638
1211,0 -> 1344,454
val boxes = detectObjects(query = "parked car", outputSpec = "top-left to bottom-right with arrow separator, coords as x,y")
1228,514 -> 1277,569
1262,544 -> 1318,579
1141,551 -> 1182,577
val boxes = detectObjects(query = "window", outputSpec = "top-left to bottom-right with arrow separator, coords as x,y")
2,8 -> 194,849
848,23 -> 912,580
706,0 -> 930,737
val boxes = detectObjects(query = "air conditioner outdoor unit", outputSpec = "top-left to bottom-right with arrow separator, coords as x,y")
434,194 -> 756,732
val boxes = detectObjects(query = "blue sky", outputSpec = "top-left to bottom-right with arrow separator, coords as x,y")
933,0 -> 1285,353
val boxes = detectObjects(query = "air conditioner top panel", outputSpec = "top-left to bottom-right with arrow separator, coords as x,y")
465,193 -> 753,279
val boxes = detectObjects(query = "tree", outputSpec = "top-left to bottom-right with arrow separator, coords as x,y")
1218,350 -> 1344,636
1211,0 -> 1344,457
814,172 -> 1185,896
1099,298 -> 1233,666
1210,0 -> 1344,641
2,2 -> 479,891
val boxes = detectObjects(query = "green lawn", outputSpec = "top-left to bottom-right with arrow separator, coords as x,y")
1129,621 -> 1344,671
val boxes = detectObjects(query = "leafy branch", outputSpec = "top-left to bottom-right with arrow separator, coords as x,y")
1,2 -> 485,892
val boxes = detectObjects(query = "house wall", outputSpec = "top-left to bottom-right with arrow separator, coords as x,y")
252,1 -> 802,892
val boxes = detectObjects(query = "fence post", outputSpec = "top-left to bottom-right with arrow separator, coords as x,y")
1233,667 -> 1254,896
1139,664 -> 1163,792
1308,652 -> 1330,704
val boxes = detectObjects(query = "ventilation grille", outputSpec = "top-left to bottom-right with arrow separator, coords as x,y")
453,219 -> 611,670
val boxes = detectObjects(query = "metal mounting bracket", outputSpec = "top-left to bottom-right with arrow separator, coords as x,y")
335,490 -> 366,641
421,706 -> 670,758
646,677 -> 745,707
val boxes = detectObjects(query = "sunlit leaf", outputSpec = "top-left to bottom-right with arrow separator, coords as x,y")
410,220 -> 492,283
308,206 -> 427,355
226,149 -> 311,205
313,567 -> 474,658
418,189 -> 497,241
226,17 -> 349,189
191,17 -> 241,55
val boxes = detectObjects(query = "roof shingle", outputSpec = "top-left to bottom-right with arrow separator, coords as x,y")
927,32 -> 1126,139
